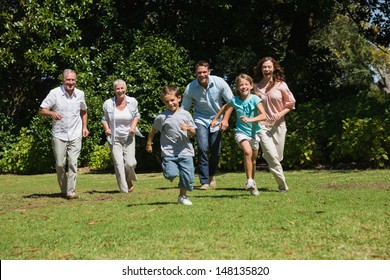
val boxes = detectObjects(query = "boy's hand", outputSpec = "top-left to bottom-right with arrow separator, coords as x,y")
146,144 -> 153,153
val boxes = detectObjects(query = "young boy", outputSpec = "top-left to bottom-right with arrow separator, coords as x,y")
146,86 -> 197,205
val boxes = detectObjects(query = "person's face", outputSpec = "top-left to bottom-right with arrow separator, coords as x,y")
195,66 -> 210,87
261,60 -> 274,77
63,72 -> 76,94
114,83 -> 127,97
237,78 -> 253,99
162,93 -> 181,112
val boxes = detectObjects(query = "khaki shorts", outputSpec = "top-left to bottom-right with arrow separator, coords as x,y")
235,132 -> 260,150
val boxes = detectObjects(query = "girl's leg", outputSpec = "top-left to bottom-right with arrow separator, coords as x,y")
238,140 -> 253,180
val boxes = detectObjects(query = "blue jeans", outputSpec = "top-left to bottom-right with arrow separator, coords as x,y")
162,156 -> 194,191
195,124 -> 222,184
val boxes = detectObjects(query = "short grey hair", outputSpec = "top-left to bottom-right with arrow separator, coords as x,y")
62,69 -> 76,81
113,79 -> 127,90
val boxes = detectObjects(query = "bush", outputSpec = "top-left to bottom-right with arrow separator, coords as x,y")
88,143 -> 113,170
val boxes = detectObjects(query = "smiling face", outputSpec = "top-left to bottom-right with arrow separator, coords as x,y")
162,93 -> 181,112
63,71 -> 76,94
261,60 -> 274,78
237,78 -> 253,100
195,65 -> 211,88
114,82 -> 127,98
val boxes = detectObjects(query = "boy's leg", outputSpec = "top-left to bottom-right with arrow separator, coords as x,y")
162,157 -> 179,182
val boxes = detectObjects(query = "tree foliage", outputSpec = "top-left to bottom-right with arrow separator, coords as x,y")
0,0 -> 389,173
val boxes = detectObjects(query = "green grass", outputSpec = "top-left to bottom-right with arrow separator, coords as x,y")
0,169 -> 389,260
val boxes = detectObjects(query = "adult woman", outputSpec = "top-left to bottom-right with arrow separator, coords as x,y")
253,57 -> 296,192
102,79 -> 142,193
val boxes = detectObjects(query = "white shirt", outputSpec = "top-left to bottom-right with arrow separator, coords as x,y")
40,86 -> 87,141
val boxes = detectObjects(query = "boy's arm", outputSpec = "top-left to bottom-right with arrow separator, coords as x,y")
146,127 -> 157,153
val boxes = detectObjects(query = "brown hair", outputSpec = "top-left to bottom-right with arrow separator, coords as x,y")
253,57 -> 285,92
194,60 -> 210,71
160,85 -> 180,99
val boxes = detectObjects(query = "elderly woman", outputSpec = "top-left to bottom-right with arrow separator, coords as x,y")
102,79 -> 142,193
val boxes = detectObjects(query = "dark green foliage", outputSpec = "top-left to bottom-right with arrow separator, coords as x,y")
0,0 -> 389,173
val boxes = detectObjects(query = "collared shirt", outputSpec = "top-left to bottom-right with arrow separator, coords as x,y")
254,81 -> 296,127
181,75 -> 233,131
40,86 -> 87,141
102,95 -> 142,144
230,94 -> 262,137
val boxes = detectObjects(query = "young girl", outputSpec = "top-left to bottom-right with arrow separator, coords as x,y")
211,74 -> 266,195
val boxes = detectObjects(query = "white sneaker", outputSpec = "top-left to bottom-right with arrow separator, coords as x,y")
178,195 -> 193,205
246,179 -> 259,196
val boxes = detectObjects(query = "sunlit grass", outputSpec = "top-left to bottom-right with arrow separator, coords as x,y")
0,169 -> 389,260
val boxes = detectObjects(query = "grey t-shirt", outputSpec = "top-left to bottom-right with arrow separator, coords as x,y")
152,108 -> 196,157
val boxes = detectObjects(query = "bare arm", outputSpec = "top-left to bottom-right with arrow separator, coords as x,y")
211,103 -> 231,128
240,102 -> 267,124
180,123 -> 196,137
80,110 -> 89,137
39,108 -> 62,120
146,127 -> 157,153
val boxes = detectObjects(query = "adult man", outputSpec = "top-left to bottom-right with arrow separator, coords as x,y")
39,69 -> 89,199
182,60 -> 233,190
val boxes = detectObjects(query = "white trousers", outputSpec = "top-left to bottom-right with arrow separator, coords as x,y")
109,135 -> 137,193
52,137 -> 82,196
258,122 -> 288,190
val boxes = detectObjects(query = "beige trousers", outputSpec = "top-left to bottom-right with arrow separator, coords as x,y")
109,135 -> 137,193
258,122 -> 288,190
52,137 -> 82,196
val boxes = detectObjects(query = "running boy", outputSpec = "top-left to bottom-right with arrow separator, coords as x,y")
146,86 -> 197,205
211,74 -> 266,195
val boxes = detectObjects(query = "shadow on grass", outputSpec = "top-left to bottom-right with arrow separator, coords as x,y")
127,201 -> 176,207
23,193 -> 64,199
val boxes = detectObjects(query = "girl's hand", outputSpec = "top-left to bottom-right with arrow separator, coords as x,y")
240,116 -> 249,123
210,120 -> 217,128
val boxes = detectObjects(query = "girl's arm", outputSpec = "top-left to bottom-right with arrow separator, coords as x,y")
240,102 -> 267,123
211,103 -> 231,128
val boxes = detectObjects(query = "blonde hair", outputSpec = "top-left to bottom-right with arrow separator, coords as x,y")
235,74 -> 254,95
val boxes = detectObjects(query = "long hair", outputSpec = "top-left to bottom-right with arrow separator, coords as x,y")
253,57 -> 285,92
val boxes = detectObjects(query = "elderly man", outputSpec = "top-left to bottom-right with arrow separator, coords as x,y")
39,69 -> 89,199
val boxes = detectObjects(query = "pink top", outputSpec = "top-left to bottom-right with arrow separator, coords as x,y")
255,81 -> 296,126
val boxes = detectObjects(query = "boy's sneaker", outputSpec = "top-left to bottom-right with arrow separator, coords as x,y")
246,179 -> 259,196
178,195 -> 193,205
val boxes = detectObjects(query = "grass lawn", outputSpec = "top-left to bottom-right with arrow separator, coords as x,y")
0,169 -> 389,260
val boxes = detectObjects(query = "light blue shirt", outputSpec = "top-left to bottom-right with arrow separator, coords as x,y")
181,75 -> 233,132
230,94 -> 262,137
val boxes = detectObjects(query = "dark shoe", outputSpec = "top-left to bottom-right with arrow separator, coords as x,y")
66,194 -> 78,199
